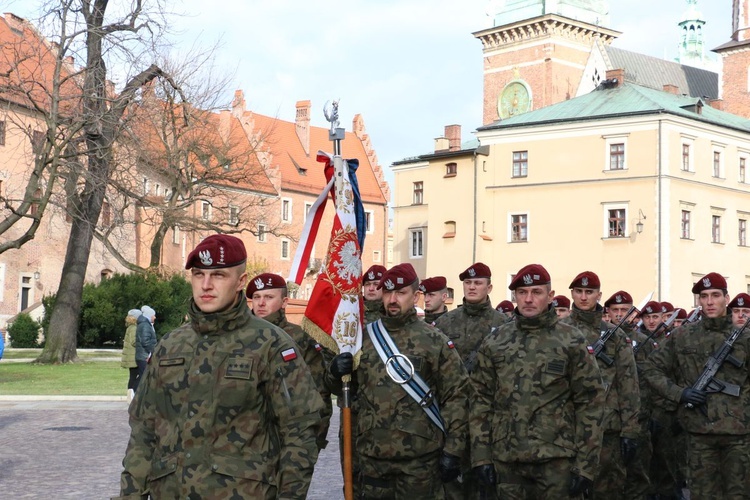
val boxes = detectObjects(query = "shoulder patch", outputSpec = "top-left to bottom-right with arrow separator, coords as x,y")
281,347 -> 297,362
586,345 -> 595,354
314,343 -> 322,352
447,340 -> 455,349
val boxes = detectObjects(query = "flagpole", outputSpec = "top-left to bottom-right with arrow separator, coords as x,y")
324,100 -> 354,500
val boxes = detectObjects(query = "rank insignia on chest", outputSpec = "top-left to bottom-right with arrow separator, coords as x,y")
447,340 -> 455,349
225,359 -> 252,379
281,348 -> 297,362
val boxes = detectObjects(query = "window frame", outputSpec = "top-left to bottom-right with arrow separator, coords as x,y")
409,228 -> 424,259
281,198 -> 292,223
228,205 -> 239,226
740,218 -> 747,247
509,213 -> 528,242
681,137 -> 695,172
445,162 -> 457,177
712,215 -> 722,243
257,223 -> 267,243
512,150 -> 528,178
280,238 -> 291,260
201,201 -> 211,221
681,210 -> 691,239
365,210 -> 374,234
412,181 -> 424,205
608,142 -> 625,170
602,203 -> 628,238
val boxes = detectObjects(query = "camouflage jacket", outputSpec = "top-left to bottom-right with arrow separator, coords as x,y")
563,305 -> 640,438
118,295 -> 324,500
364,298 -> 385,324
470,306 -> 605,481
424,305 -> 448,326
632,327 -> 659,419
433,298 -> 507,370
264,309 -> 333,450
326,308 -> 471,460
643,314 -> 750,435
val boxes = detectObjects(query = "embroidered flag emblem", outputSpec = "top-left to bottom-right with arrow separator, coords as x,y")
314,343 -> 322,352
281,348 -> 297,362
586,345 -> 594,354
447,340 -> 455,349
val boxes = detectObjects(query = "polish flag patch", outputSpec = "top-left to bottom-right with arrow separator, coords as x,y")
447,340 -> 455,349
314,343 -> 322,352
281,348 -> 297,362
586,345 -> 595,354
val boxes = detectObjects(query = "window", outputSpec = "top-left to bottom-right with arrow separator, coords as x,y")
412,181 -> 424,205
0,120 -> 5,146
164,188 -> 171,201
143,178 -> 150,195
682,143 -> 692,171
740,219 -> 747,246
155,184 -> 161,197
101,201 -> 111,227
712,215 -> 722,243
229,205 -> 239,226
365,210 -> 374,233
608,208 -> 626,237
443,220 -> 456,238
172,225 -> 180,245
201,201 -> 211,221
281,198 -> 292,222
372,250 -> 381,263
281,239 -> 290,260
512,151 -> 528,177
741,157 -> 747,183
304,202 -> 313,222
410,229 -> 424,258
258,224 -> 267,243
511,214 -> 528,242
713,151 -> 722,178
445,162 -> 457,177
609,143 -> 625,170
681,210 -> 691,239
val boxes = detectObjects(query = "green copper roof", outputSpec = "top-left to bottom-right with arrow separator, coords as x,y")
478,82 -> 750,134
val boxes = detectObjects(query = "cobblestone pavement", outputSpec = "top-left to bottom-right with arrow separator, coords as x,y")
0,399 -> 345,499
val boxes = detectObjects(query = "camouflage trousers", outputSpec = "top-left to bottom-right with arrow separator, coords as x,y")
494,457 -> 577,500
594,431 -> 627,498
623,428 -> 652,500
444,442 -> 483,500
686,432 -> 750,499
649,413 -> 686,496
355,451 -> 444,500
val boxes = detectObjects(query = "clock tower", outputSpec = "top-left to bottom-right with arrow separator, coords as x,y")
475,0 -> 619,124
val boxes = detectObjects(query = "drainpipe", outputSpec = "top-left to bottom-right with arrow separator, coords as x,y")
473,145 -> 491,262
657,119 -> 663,299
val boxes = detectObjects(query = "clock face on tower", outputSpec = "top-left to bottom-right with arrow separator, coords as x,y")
498,80 -> 532,120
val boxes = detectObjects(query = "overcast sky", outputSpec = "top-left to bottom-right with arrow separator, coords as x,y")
7,0 -> 733,183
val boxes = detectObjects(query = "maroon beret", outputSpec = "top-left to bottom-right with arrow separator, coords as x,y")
363,265 -> 387,283
568,271 -> 601,289
640,301 -> 663,316
459,262 -> 491,281
496,300 -> 514,313
552,295 -> 571,309
419,276 -> 447,293
729,293 -> 750,309
509,264 -> 551,290
378,263 -> 418,291
675,308 -> 688,320
691,272 -> 728,294
660,301 -> 674,313
604,290 -> 633,308
185,234 -> 247,270
247,273 -> 286,296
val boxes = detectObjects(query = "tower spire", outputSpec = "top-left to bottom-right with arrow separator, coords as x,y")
677,0 -> 706,68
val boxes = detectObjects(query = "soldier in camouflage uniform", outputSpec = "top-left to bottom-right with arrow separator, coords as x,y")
327,263 -> 471,499
644,272 -> 750,499
470,264 -> 605,499
606,290 -> 654,500
496,299 -> 515,319
729,293 -> 750,329
433,262 -> 507,499
117,235 -> 324,500
553,295 -> 571,319
363,264 -> 387,324
562,272 -> 640,498
247,272 -> 332,451
420,276 -> 449,325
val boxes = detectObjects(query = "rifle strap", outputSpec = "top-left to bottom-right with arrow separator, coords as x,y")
366,320 -> 446,434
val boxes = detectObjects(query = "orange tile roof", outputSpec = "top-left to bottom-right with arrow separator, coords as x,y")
248,111 -> 388,205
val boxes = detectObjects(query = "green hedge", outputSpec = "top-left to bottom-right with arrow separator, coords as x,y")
41,272 -> 192,348
7,313 -> 41,348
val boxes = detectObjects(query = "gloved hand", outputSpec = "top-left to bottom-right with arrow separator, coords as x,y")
330,352 -> 353,380
680,387 -> 707,406
438,452 -> 461,483
568,473 -> 593,497
473,464 -> 497,486
620,437 -> 637,465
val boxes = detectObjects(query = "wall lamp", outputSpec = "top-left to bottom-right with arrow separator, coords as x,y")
636,209 -> 647,234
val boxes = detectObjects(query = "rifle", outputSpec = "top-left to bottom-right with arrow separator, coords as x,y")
684,306 -> 702,325
592,292 -> 652,366
633,309 -> 680,355
686,315 -> 749,414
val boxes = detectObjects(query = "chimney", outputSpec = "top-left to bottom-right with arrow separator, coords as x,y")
434,137 -> 449,152
604,69 -> 625,88
707,98 -> 724,111
232,89 -> 246,118
295,100 -> 311,156
445,124 -> 461,152
663,84 -> 680,95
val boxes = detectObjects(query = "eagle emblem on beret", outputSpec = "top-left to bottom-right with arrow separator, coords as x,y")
384,279 -> 395,290
468,268 -> 476,277
616,295 -> 623,303
368,271 -> 375,280
199,250 -> 212,266
739,298 -> 745,306
254,278 -> 264,290
581,277 -> 589,287
703,277 -> 711,288
523,274 -> 533,285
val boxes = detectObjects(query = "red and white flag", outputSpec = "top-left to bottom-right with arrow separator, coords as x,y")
296,152 -> 363,357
